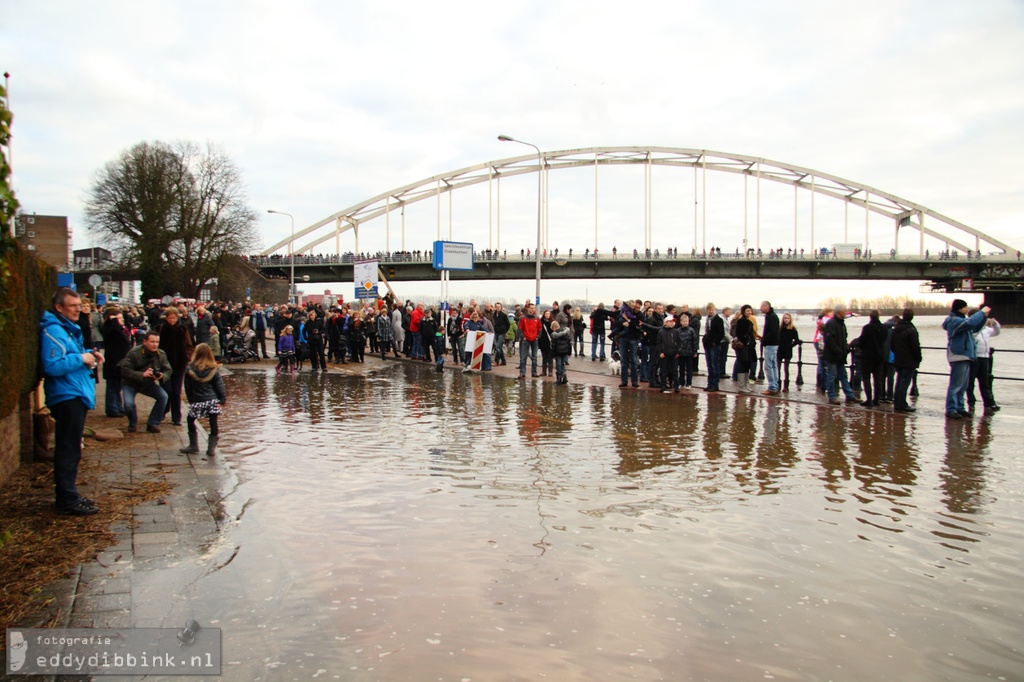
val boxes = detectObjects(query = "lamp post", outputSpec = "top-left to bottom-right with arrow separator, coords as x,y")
498,135 -> 542,307
267,209 -> 295,303
4,72 -> 12,238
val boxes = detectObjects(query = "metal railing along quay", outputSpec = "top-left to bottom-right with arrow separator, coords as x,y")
740,342 -> 1023,387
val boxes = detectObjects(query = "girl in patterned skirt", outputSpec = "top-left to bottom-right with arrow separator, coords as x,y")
180,343 -> 227,457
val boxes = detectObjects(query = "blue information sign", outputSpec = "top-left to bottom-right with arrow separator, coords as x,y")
432,241 -> 474,271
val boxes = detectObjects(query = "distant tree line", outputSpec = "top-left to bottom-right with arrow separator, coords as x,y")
819,295 -> 968,315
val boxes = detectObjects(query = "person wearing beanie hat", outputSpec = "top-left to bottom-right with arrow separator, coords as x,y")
942,300 -> 990,419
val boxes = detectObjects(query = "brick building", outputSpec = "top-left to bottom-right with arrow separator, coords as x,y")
15,214 -> 70,269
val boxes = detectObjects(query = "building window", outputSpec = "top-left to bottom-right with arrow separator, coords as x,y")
27,244 -> 36,250
27,230 -> 35,238
26,217 -> 35,224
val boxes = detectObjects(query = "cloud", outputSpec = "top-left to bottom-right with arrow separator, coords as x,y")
3,0 -> 1022,304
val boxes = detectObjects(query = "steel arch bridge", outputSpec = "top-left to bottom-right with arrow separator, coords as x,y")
262,146 -> 1016,259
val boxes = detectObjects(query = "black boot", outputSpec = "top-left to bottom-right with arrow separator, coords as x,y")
180,425 -> 199,454
206,435 -> 219,457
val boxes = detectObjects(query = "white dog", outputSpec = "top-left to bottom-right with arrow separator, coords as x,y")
607,358 -> 621,375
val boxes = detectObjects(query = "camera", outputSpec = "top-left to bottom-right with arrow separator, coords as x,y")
153,371 -> 163,380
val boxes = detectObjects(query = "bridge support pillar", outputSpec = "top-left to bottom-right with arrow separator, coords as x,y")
983,291 -> 1024,325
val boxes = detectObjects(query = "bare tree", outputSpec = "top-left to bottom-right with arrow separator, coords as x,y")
84,140 -> 259,300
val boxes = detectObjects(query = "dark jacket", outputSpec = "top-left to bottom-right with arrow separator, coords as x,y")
118,345 -> 172,389
890,320 -> 922,368
196,313 -> 215,344
857,319 -> 889,365
159,320 -> 194,372
539,318 -> 553,352
677,325 -> 699,357
347,319 -> 366,345
656,326 -> 678,357
734,316 -> 755,349
761,308 -> 780,345
551,326 -> 572,355
180,313 -> 197,345
420,314 -> 439,343
76,314 -> 94,349
328,314 -> 345,344
619,308 -> 642,341
777,325 -> 800,361
493,311 -> 511,338
823,315 -> 850,364
447,314 -> 464,340
184,364 -> 226,405
274,313 -> 295,338
703,314 -> 725,349
641,311 -> 664,346
302,317 -> 325,345
590,308 -> 611,333
572,315 -> 586,338
101,317 -> 133,381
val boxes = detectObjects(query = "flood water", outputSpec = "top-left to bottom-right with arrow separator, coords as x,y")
185,321 -> 1023,681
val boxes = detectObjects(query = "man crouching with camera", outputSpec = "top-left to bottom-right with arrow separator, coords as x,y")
118,330 -> 172,433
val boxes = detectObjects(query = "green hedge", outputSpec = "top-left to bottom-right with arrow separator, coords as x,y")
0,236 -> 57,418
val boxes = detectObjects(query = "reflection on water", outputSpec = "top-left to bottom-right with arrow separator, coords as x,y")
192,363 -> 1024,680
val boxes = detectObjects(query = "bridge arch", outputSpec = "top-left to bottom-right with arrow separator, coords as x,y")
262,147 -> 1015,258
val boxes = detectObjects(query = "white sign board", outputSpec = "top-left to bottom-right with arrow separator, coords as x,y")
433,241 -> 474,271
353,260 -> 379,299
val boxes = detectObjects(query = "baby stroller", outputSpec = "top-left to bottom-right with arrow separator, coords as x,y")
223,329 -> 260,363
132,325 -> 149,346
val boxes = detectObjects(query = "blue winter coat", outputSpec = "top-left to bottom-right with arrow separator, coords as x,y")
942,310 -> 987,362
39,310 -> 97,409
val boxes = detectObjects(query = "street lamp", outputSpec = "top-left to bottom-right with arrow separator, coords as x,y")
498,135 -> 543,307
267,209 -> 295,303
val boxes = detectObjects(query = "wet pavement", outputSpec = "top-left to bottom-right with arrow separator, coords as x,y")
24,340 -> 1024,681
28,354 -> 828,630
25,395 -> 235,631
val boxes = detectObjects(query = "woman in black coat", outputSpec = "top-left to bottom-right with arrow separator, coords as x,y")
158,306 -> 195,426
538,310 -> 555,377
890,310 -> 922,412
857,310 -> 889,407
733,305 -> 757,392
101,307 -> 133,417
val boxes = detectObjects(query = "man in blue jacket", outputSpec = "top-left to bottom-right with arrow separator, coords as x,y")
942,299 -> 990,419
40,287 -> 104,515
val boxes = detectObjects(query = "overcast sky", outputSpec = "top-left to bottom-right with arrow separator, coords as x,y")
5,0 -> 1022,307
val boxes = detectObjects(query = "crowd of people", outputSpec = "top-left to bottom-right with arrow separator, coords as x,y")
39,286 -> 1002,516
68,292 -> 1003,418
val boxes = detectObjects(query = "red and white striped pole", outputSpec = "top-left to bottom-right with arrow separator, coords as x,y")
463,330 -> 486,372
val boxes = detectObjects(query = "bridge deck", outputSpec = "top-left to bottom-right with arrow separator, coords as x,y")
246,253 -> 1023,288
